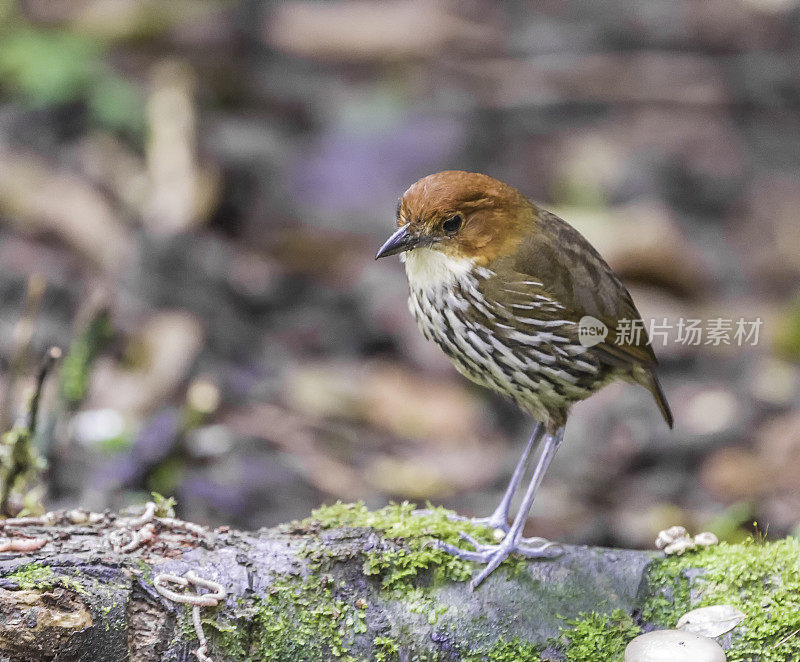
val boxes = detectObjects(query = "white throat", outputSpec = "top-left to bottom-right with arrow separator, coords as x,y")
403,247 -> 476,292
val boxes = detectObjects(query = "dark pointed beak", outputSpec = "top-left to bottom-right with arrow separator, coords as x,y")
375,225 -> 417,259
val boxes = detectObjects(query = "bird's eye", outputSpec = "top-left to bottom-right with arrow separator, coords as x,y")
442,214 -> 463,234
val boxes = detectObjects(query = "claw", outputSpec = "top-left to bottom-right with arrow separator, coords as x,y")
514,539 -> 563,559
429,539 -> 491,563
467,541 -> 517,591
431,529 -> 563,590
519,535 -> 551,547
467,539 -> 561,590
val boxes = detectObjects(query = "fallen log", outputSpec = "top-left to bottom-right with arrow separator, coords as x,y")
0,502 -> 793,660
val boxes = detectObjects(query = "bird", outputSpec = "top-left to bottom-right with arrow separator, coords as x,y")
375,171 -> 672,590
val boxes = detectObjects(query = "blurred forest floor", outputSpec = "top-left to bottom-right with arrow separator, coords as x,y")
0,0 -> 799,550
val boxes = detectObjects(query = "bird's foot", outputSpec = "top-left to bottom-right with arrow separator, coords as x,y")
430,531 -> 562,591
412,509 -> 510,534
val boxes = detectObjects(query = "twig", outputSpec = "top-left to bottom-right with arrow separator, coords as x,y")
0,348 -> 62,516
154,571 -> 226,662
109,522 -> 156,554
0,512 -> 57,528
109,500 -> 156,553
192,603 -> 212,662
108,501 -> 210,553
27,347 -> 62,436
0,537 -> 47,552
774,628 -> 800,648
157,516 -> 209,538
108,501 -> 159,553
115,501 -> 156,529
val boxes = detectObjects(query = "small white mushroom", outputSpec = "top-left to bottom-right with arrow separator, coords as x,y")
625,630 -> 726,661
88,512 -> 106,524
68,509 -> 89,524
655,526 -> 689,550
664,537 -> 696,556
694,531 -> 719,547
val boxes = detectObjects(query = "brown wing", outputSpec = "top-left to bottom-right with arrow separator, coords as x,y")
486,207 -> 673,427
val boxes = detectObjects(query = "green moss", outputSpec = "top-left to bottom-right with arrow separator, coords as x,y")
204,500 -> 532,661
5,562 -> 87,595
202,616 -> 247,660
0,425 -> 45,514
469,637 -> 541,662
370,633 -> 541,661
8,562 -> 56,590
151,491 -> 178,518
135,558 -> 153,582
373,636 -> 400,661
642,538 -> 800,661
214,506 -> 800,660
204,573 -> 371,661
250,577 -> 363,660
304,501 -> 503,592
557,609 -> 640,662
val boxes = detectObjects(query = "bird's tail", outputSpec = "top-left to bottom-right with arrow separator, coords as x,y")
646,371 -> 673,429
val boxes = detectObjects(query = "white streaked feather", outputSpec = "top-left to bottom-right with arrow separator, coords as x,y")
403,246 -> 609,421
515,317 -> 573,328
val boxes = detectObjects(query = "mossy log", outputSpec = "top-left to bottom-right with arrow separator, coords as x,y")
0,503 -> 796,661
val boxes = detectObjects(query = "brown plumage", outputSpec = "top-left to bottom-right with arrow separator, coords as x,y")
378,171 -> 672,427
376,170 -> 673,589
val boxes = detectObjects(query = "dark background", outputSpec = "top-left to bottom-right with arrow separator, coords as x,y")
0,0 -> 799,549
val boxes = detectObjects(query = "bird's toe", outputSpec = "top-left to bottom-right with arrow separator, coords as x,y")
427,538 -> 493,563
432,532 -> 564,590
515,537 -> 563,559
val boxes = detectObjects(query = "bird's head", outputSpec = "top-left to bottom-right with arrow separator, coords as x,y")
375,171 -> 532,267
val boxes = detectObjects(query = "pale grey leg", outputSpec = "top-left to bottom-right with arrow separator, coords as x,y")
433,425 -> 565,591
414,423 -> 545,533
471,422 -> 545,531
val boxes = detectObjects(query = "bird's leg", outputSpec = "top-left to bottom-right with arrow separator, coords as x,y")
433,426 -> 565,591
467,422 -> 545,532
412,423 -> 544,533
